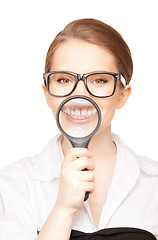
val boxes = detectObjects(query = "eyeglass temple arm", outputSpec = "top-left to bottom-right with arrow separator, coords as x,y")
119,75 -> 126,86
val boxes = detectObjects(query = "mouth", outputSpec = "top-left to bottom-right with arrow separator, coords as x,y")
61,106 -> 97,121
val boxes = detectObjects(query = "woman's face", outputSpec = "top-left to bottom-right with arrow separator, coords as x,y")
43,39 -> 131,135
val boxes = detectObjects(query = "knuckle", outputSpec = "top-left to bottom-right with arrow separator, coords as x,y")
78,157 -> 88,169
73,148 -> 89,156
91,161 -> 95,170
86,171 -> 94,182
89,182 -> 95,191
83,157 -> 89,166
89,171 -> 94,181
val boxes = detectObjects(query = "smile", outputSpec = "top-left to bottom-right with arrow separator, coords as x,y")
62,107 -> 97,119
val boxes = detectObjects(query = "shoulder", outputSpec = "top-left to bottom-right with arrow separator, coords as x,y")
113,133 -> 158,177
0,134 -> 63,184
137,155 -> 158,176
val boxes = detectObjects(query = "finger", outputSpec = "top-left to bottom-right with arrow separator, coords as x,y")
76,170 -> 94,182
72,156 -> 95,171
81,182 -> 95,193
64,148 -> 93,163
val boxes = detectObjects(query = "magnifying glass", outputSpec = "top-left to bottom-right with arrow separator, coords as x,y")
56,95 -> 101,200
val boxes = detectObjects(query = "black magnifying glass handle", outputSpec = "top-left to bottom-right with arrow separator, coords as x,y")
82,168 -> 90,201
56,95 -> 101,201
84,191 -> 89,201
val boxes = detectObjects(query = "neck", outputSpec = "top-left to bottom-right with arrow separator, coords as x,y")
89,125 -> 116,163
61,125 -> 117,165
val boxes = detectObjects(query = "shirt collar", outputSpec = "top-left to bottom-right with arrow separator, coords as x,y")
27,133 -> 158,182
27,134 -> 64,182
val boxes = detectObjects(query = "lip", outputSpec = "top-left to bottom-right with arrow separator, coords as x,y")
61,106 -> 97,123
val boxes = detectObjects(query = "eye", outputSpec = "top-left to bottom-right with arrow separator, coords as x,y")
57,78 -> 72,84
92,79 -> 108,84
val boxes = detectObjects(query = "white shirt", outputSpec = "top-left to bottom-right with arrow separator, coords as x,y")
0,133 -> 158,239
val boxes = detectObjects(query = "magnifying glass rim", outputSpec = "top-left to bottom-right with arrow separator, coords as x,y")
56,95 -> 101,141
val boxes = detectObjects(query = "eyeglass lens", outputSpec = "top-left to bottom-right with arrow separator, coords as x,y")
48,72 -> 115,97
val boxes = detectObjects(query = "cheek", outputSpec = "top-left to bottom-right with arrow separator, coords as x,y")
99,96 -> 119,129
47,96 -> 63,118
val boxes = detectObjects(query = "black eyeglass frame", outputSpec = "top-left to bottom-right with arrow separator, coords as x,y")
43,71 -> 126,98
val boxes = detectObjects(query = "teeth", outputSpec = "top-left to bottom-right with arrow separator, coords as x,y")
81,109 -> 87,117
75,109 -> 80,117
92,109 -> 96,115
71,110 -> 75,116
88,109 -> 92,116
63,108 -> 96,119
67,108 -> 71,115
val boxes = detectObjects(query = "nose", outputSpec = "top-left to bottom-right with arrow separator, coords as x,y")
73,79 -> 88,96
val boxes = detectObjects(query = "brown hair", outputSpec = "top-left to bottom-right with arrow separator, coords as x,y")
45,18 -> 133,84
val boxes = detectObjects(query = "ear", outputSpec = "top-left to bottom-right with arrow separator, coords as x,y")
117,85 -> 132,109
42,84 -> 52,109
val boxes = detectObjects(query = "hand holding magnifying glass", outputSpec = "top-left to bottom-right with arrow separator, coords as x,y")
56,95 -> 101,201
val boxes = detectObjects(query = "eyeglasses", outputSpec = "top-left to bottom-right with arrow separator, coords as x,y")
43,71 -> 126,98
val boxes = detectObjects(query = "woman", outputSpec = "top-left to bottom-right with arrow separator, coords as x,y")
0,18 -> 158,240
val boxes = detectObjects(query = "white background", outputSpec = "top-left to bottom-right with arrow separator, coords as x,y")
0,0 -> 158,169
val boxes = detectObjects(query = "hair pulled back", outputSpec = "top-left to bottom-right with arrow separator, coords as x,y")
45,18 -> 133,84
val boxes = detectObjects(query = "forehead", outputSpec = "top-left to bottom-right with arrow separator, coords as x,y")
50,39 -> 118,73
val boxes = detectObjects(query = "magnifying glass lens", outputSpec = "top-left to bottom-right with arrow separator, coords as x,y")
59,98 -> 98,138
